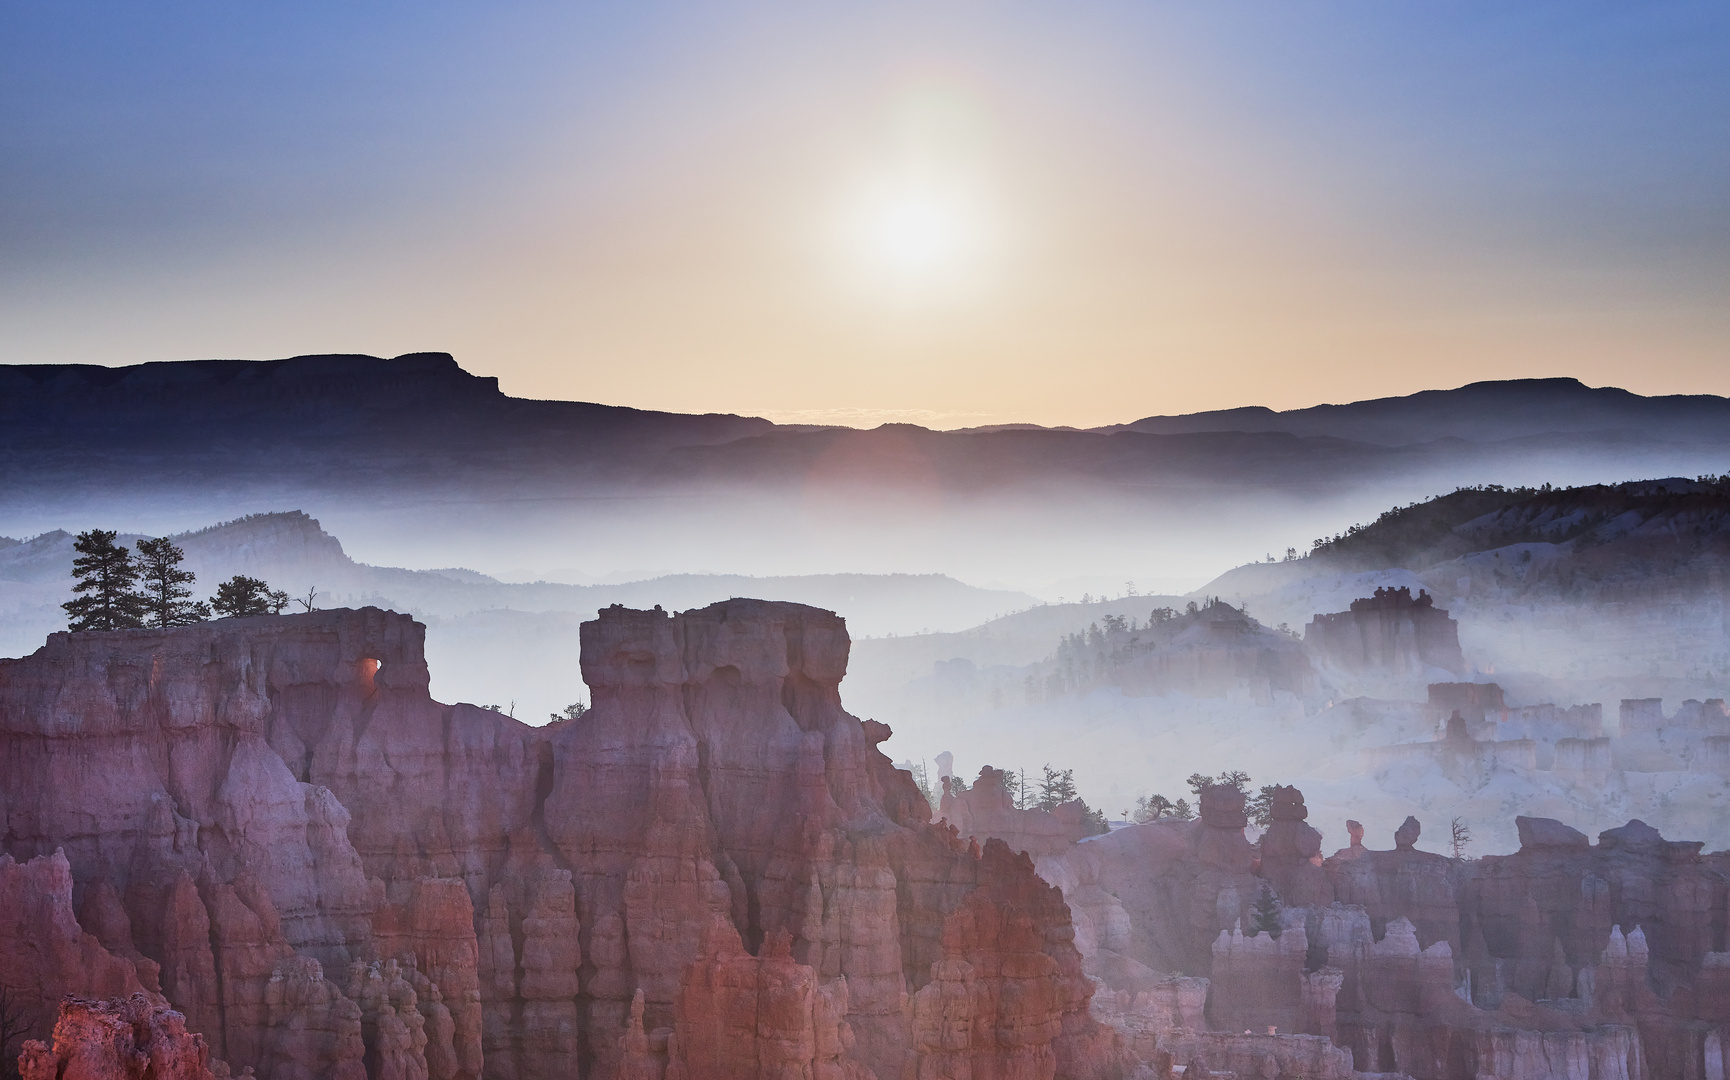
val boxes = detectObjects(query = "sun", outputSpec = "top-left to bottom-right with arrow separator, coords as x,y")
837,176 -> 992,299
874,197 -> 962,272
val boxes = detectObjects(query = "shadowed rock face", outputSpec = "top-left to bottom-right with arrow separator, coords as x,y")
1048,798 -> 1730,1080
1,603 -> 1128,1080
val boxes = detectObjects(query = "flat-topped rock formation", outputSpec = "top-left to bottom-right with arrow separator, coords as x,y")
1305,586 -> 1464,679
1,603 -> 1131,1080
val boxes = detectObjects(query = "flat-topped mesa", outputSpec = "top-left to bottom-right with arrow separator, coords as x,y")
4,601 -> 1130,1080
1305,586 -> 1465,677
555,599 -> 1122,1078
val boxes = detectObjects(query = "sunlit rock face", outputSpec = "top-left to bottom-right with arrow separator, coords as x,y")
18,994 -> 224,1080
555,599 -> 1124,1079
1,603 -> 1130,1080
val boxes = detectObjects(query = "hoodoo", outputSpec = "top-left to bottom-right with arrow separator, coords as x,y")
1305,587 -> 1465,678
0,602 -> 1127,1079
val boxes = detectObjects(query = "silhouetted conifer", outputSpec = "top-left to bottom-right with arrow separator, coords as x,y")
1251,880 -> 1283,938
134,537 -> 209,627
63,529 -> 145,631
212,574 -> 286,618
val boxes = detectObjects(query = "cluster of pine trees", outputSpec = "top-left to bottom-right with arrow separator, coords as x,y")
908,761 -> 1110,835
62,529 -> 294,631
1026,599 -> 1245,703
1133,769 -> 1289,828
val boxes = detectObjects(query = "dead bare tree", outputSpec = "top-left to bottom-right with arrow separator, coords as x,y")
0,983 -> 37,1080
1450,816 -> 1473,860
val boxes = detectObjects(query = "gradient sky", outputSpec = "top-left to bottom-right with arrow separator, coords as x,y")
3,2 -> 1727,428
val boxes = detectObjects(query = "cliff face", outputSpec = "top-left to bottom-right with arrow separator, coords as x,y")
1,603 -> 1126,1080
0,608 -> 506,1080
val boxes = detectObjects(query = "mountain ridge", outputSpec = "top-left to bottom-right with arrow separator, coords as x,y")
1103,377 -> 1730,447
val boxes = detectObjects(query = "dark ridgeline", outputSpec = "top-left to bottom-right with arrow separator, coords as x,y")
1102,376 -> 1730,446
4,353 -> 1730,504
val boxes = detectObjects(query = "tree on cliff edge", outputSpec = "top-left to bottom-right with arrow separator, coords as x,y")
63,529 -> 145,631
134,537 -> 210,628
212,574 -> 290,618
1035,765 -> 1078,812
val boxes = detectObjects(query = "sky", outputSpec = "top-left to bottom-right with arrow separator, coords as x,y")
2,1 -> 1727,429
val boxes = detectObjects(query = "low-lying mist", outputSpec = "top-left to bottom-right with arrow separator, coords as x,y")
6,358 -> 1730,860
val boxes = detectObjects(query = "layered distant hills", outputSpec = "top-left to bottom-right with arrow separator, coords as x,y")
5,352 -> 1729,585
6,354 -> 1728,493
0,508 -> 1037,659
1102,377 -> 1730,445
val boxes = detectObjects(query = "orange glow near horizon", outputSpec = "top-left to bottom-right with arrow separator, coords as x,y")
2,7 -> 1725,429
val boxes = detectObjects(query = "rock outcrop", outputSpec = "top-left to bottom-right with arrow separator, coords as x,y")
18,994 -> 223,1080
1256,786 -> 1329,909
1046,789 -> 1730,1080
937,766 -> 1092,858
1305,586 -> 1464,678
2,603 -> 1131,1080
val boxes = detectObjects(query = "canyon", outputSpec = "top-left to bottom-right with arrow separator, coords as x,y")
6,595 -> 1730,1078
0,602 -> 1127,1079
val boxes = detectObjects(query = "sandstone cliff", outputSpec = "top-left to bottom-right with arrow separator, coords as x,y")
1,603 -> 1129,1080
17,994 -> 223,1080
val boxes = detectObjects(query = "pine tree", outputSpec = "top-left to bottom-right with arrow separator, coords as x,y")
1251,880 -> 1283,938
1217,770 -> 1252,794
1248,784 -> 1280,828
1135,794 -> 1178,822
134,537 -> 209,628
550,701 -> 590,723
212,574 -> 276,618
1036,764 -> 1078,811
63,529 -> 146,631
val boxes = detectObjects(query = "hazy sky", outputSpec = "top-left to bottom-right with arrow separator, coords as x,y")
3,2 -> 1727,427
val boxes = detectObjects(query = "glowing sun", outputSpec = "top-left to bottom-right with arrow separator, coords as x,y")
874,197 -> 962,271
837,176 -> 993,300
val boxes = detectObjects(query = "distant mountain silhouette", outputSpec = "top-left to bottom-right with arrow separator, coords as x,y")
0,509 -> 1038,652
5,358 -> 1725,498
5,353 -> 1729,589
1101,378 -> 1730,446
0,352 -> 772,460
